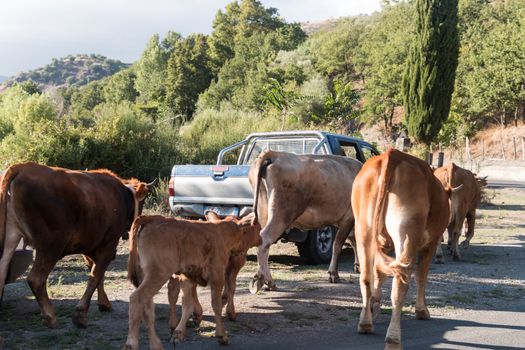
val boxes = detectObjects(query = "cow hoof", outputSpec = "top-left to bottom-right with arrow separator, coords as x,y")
227,311 -> 237,321
452,255 -> 460,261
170,329 -> 185,345
98,303 -> 112,312
42,315 -> 58,329
358,323 -> 374,334
265,281 -> 277,291
434,256 -> 444,264
328,272 -> 340,283
192,312 -> 203,327
385,336 -> 402,350
460,241 -> 470,249
249,275 -> 264,294
353,264 -> 361,273
416,309 -> 430,320
72,313 -> 88,328
121,345 -> 133,350
217,333 -> 229,345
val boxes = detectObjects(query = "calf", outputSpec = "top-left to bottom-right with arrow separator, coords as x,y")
123,213 -> 261,350
167,211 -> 255,331
434,163 -> 482,262
352,149 -> 454,349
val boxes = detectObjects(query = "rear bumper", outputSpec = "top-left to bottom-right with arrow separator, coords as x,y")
169,197 -> 252,218
6,249 -> 33,284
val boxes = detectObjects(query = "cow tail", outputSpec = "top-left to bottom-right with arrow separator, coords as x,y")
252,153 -> 272,224
128,216 -> 148,288
373,151 -> 411,285
0,166 -> 18,251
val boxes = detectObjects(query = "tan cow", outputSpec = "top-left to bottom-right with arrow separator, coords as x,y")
434,163 -> 483,262
352,149 -> 454,350
167,211 -> 255,331
248,150 -> 362,293
123,213 -> 261,350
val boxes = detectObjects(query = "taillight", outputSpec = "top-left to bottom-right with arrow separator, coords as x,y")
168,177 -> 175,197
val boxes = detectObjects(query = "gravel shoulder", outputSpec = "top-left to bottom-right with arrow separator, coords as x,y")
1,188 -> 524,349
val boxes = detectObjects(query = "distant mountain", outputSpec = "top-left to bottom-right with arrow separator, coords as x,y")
0,75 -> 8,84
301,18 -> 344,35
0,54 -> 130,91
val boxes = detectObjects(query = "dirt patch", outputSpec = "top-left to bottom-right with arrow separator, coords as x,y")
1,188 -> 525,349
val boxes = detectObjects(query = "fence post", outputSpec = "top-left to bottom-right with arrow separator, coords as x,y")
437,142 -> 444,167
513,137 -> 517,160
522,137 -> 525,161
465,137 -> 471,160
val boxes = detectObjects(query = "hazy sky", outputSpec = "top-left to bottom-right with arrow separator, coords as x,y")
0,0 -> 381,77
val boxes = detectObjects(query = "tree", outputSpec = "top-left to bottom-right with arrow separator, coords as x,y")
165,34 -> 214,123
402,0 -> 459,146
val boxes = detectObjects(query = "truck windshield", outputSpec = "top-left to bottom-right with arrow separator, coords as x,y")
244,137 -> 326,164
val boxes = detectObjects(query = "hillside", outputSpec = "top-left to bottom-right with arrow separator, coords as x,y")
0,54 -> 129,91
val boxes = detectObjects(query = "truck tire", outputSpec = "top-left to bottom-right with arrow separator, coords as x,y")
296,226 -> 335,264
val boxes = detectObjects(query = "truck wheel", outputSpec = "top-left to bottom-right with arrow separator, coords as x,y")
296,226 -> 335,264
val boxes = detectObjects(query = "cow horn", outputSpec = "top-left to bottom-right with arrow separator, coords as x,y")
146,178 -> 158,187
479,176 -> 488,180
451,184 -> 463,192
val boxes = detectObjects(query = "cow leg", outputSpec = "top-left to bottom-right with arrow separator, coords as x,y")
415,245 -> 434,320
211,280 -> 228,345
172,280 -> 195,345
460,211 -> 476,249
0,232 -> 22,306
371,265 -> 386,319
73,250 -> 114,328
250,221 -> 288,294
82,255 -> 112,312
143,297 -> 163,350
327,221 -> 354,283
223,254 -> 245,321
450,225 -> 461,261
434,233 -> 445,264
124,274 -> 168,350
191,284 -> 203,326
168,275 -> 181,332
385,273 -> 410,350
356,225 -> 375,334
26,251 -> 59,328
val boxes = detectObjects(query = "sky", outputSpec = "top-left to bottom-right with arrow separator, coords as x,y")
0,0 -> 381,77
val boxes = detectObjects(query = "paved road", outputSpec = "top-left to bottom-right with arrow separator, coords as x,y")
175,308 -> 525,350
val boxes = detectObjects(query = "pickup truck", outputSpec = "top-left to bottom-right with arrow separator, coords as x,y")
168,130 -> 379,264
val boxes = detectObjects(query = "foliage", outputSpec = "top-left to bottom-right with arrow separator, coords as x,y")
165,34 -> 213,123
0,54 -> 129,90
402,0 -> 459,146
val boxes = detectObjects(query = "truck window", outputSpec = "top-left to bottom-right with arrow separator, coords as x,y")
337,140 -> 360,160
245,137 -> 326,164
361,146 -> 378,161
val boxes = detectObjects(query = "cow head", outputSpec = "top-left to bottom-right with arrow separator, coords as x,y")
236,213 -> 262,250
125,178 -> 156,222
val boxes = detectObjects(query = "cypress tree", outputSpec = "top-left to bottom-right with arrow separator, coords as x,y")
402,0 -> 459,146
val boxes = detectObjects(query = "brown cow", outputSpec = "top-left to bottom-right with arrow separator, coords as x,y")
248,150 -> 362,293
352,149 -> 454,349
0,162 -> 150,328
167,211 -> 254,330
434,163 -> 483,262
123,213 -> 261,350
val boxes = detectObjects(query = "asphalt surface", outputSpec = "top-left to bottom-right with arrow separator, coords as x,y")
174,308 -> 525,350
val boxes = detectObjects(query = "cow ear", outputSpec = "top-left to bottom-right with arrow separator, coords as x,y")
205,211 -> 221,222
134,183 -> 149,202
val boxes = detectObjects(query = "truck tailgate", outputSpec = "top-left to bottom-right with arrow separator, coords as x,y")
172,165 -> 253,206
